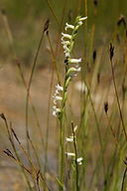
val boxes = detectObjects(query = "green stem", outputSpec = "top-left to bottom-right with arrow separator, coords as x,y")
110,58 -> 127,141
71,122 -> 79,191
58,68 -> 70,190
59,115 -> 65,191
121,166 -> 127,191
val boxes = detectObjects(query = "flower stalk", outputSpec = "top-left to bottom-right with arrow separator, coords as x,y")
52,16 -> 87,190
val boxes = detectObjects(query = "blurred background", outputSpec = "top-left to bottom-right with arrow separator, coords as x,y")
0,0 -> 127,190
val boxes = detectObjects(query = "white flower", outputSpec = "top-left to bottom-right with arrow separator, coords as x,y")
61,40 -> 70,45
64,51 -> 70,58
53,95 -> 62,101
79,16 -> 88,21
56,84 -> 63,91
77,157 -> 83,165
65,23 -> 74,31
66,136 -> 74,142
52,95 -> 62,105
75,16 -> 88,28
61,33 -> 72,40
74,125 -> 78,132
52,105 -> 58,110
69,58 -> 82,64
63,44 -> 70,52
52,106 -> 61,117
65,152 -> 75,157
67,67 -> 81,77
75,67 -> 81,72
78,21 -> 83,26
52,110 -> 57,117
54,84 -> 63,96
61,33 -> 71,57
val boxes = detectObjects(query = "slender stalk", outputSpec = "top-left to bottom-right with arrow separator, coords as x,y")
52,16 -> 87,191
45,0 -> 60,26
54,0 -> 67,58
44,31 -> 56,175
105,113 -> 119,146
71,122 -> 79,191
58,76 -> 68,190
16,60 -> 45,153
25,21 -> 46,152
1,10 -> 16,56
28,137 -> 51,191
11,128 -> 36,171
88,89 -> 106,175
11,126 -> 46,190
121,166 -> 127,191
46,31 -> 61,83
0,114 -> 33,191
84,0 -> 88,18
59,117 -> 65,191
109,44 -> 127,141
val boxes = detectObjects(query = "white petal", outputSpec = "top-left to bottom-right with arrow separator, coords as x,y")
69,58 -> 82,63
64,49 -> 70,56
56,84 -> 63,91
65,23 -> 74,31
74,125 -> 78,132
53,95 -> 62,101
78,21 -> 83,26
67,67 -> 81,76
52,106 -> 61,117
61,33 -> 72,39
53,99 -> 57,105
52,105 -> 57,110
79,16 -> 88,21
52,111 -> 57,117
61,40 -> 70,45
64,52 -> 70,57
55,96 -> 62,101
77,157 -> 83,163
66,136 -> 74,142
65,152 -> 75,157
55,89 -> 59,95
63,44 -> 70,52
77,157 -> 83,165
76,67 -> 81,72
52,105 -> 60,111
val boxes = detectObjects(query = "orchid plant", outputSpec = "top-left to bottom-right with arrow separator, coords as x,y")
52,15 -> 87,191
